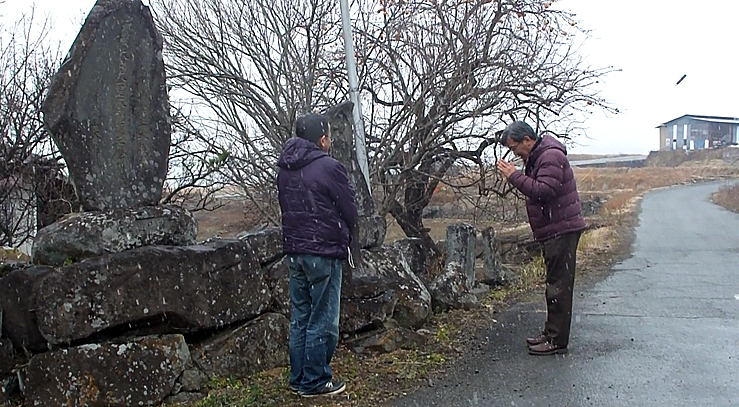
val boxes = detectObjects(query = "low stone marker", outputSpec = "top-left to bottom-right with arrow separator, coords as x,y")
479,226 -> 517,286
445,223 -> 477,285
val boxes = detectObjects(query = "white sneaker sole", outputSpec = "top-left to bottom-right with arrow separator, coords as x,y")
300,384 -> 346,397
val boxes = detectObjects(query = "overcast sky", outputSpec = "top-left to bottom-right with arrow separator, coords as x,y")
3,0 -> 737,155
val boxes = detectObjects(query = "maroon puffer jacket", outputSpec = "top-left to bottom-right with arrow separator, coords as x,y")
508,135 -> 586,241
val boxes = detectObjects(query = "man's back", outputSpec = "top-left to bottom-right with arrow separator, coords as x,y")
277,137 -> 357,259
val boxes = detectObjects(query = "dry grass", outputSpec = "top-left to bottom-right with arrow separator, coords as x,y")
0,247 -> 30,262
193,200 -> 266,240
575,166 -> 739,214
384,217 -> 467,244
191,165 -> 739,244
575,166 -> 735,194
515,254 -> 546,290
712,183 -> 739,213
578,226 -> 614,252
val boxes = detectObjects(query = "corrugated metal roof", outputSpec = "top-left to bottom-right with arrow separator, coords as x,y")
658,114 -> 739,127
690,117 -> 739,124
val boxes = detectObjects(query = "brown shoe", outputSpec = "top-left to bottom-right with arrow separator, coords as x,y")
528,341 -> 568,355
526,334 -> 548,346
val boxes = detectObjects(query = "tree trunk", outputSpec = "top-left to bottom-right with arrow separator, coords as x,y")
389,201 -> 440,259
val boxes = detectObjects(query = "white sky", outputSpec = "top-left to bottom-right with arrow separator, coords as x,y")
558,0 -> 739,154
2,0 -> 737,155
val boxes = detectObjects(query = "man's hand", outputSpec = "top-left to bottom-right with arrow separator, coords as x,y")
496,159 -> 517,179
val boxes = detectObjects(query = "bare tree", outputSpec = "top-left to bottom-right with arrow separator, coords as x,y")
152,0 -> 347,225
351,0 -> 614,253
150,0 -> 614,251
160,101 -> 230,212
0,6 -> 71,250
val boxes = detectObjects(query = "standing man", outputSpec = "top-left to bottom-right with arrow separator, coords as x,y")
496,121 -> 586,356
277,112 -> 357,396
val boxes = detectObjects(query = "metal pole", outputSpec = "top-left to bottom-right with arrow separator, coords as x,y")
339,0 -> 370,194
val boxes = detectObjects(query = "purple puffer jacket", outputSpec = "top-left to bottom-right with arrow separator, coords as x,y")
508,135 -> 586,242
277,137 -> 358,259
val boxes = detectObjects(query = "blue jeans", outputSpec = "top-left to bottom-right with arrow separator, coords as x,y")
286,254 -> 342,393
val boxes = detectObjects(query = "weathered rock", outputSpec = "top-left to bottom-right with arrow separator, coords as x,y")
437,239 -> 447,258
35,240 -> 270,344
326,102 -> 387,249
498,228 -> 543,265
393,237 -> 434,286
323,102 -> 397,339
0,261 -> 27,280
445,223 -> 477,285
171,381 -> 182,396
474,234 -> 485,258
24,335 -> 189,407
266,257 -> 405,334
42,0 -> 171,212
357,214 -> 387,249
422,205 -> 445,219
345,321 -> 427,354
429,262 -> 479,312
581,197 -> 603,216
179,368 -> 205,392
32,205 -> 197,266
326,103 -> 373,215
0,266 -> 54,352
479,226 -> 517,286
192,313 -> 289,378
341,289 -> 398,334
471,282 -> 493,301
264,257 -> 291,318
0,339 -> 13,376
237,227 -> 283,266
361,246 -> 431,329
1,374 -> 18,404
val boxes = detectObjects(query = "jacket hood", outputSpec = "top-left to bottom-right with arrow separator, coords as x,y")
278,137 -> 328,170
529,134 -> 567,162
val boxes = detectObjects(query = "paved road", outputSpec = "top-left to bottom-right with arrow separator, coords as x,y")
570,155 -> 647,167
392,180 -> 739,407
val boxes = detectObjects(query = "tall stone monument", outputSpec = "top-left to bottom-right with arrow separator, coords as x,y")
326,102 -> 386,249
42,0 -> 171,212
33,0 -> 195,264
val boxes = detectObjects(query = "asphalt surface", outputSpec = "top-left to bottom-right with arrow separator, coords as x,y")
392,180 -> 739,407
570,155 -> 647,167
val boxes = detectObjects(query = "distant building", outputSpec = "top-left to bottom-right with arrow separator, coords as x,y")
657,114 -> 739,151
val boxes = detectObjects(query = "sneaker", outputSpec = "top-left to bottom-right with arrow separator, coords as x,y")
289,385 -> 300,394
300,379 -> 346,398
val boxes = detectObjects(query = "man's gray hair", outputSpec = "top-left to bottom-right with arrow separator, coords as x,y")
500,121 -> 539,145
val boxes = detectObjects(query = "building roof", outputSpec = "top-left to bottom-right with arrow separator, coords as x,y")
657,114 -> 739,127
